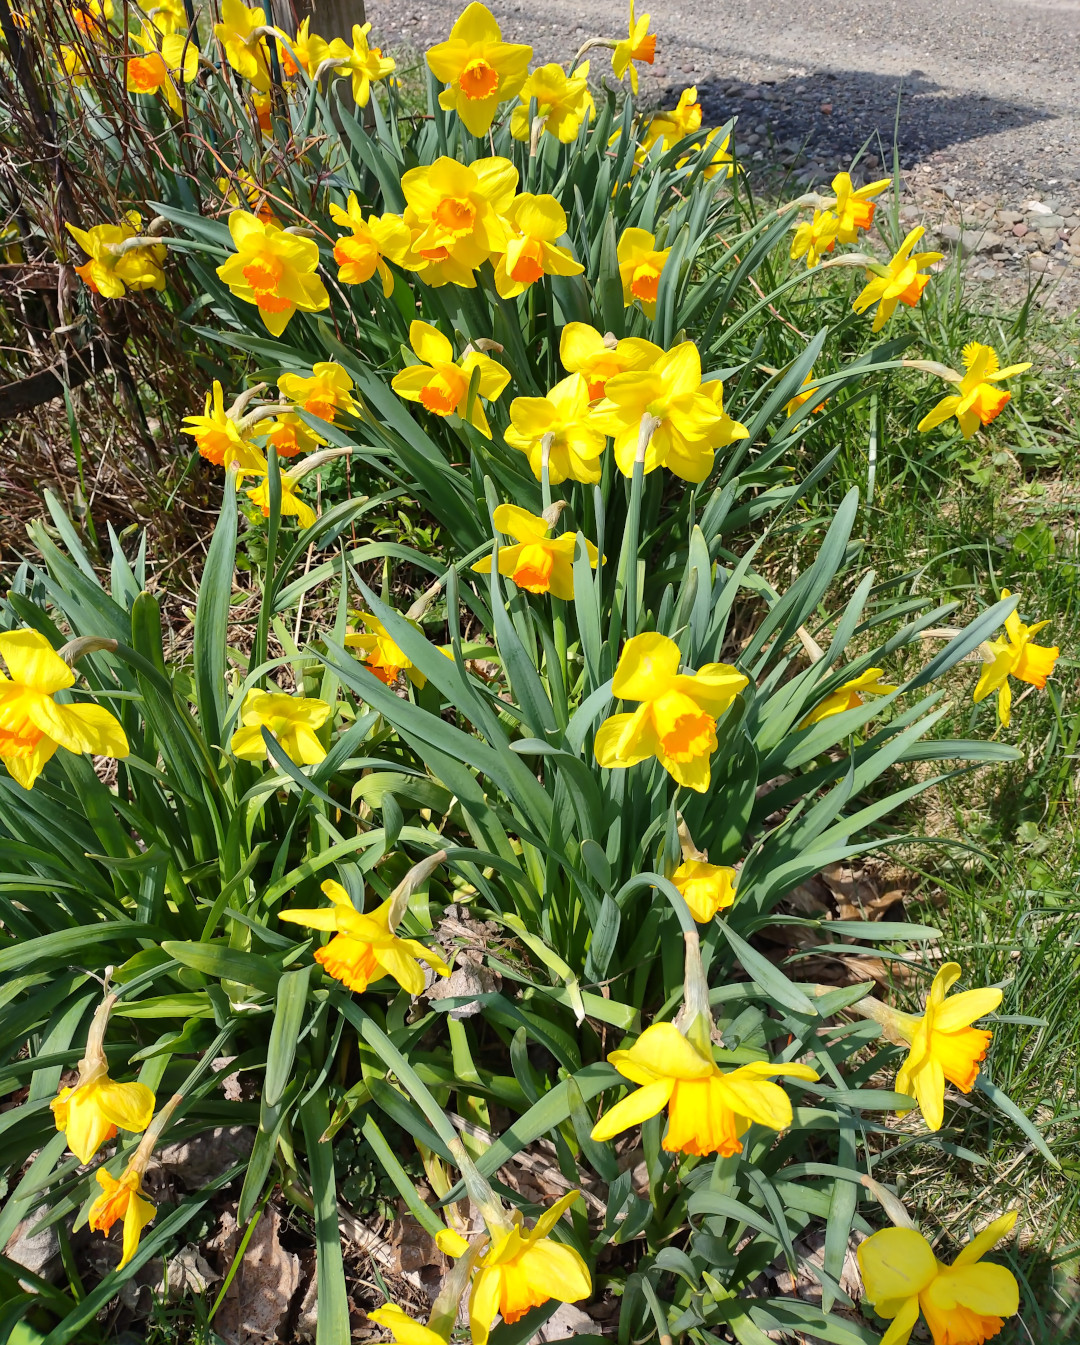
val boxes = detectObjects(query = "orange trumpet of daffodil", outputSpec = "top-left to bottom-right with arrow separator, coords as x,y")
400,155 -> 517,287
216,212 -> 329,336
345,612 -> 432,688
51,994 -> 155,1164
213,0 -> 270,90
853,226 -> 942,331
504,374 -> 607,484
276,14 -> 317,75
278,362 -> 357,423
616,227 -> 670,316
790,209 -> 839,268
510,62 -> 595,144
800,667 -> 898,728
858,1211 -> 1019,1345
230,689 -> 330,765
492,194 -> 583,298
591,1021 -> 818,1156
973,589 -> 1058,727
181,380 -> 267,474
612,0 -> 656,93
559,323 -> 662,401
590,341 -> 748,482
391,321 -> 510,437
473,504 -> 600,600
917,342 -> 1031,438
829,170 -> 891,243
66,215 -> 166,297
0,630 -> 129,790
594,632 -> 747,791
425,2 -> 532,137
328,193 -> 410,293
280,876 -> 450,994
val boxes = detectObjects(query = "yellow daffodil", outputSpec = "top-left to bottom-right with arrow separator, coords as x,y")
181,381 -> 266,474
230,689 -> 330,765
590,1021 -> 817,1155
89,1164 -> 156,1270
391,320 -> 510,438
645,86 -> 703,149
400,155 -> 516,288
510,62 -> 595,144
559,322 -> 662,401
0,630 -> 129,790
612,0 -> 655,93
671,859 -> 737,923
425,1 -> 531,136
217,170 -> 277,224
367,1305 -> 446,1345
918,342 -> 1032,439
259,412 -> 324,459
328,193 -> 410,294
882,962 -> 1002,1132
251,90 -> 273,135
245,468 -> 317,528
137,0 -> 185,36
504,374 -> 607,484
790,209 -> 839,268
678,125 -> 734,181
71,0 -> 112,37
213,0 -> 270,91
278,362 -> 357,423
125,29 -> 198,113
784,370 -> 828,419
800,667 -> 898,728
591,341 -> 748,482
319,23 -> 396,105
853,226 -> 942,332
472,504 -> 599,600
829,170 -> 891,244
65,216 -> 166,298
492,194 -> 583,299
276,15 -> 317,75
974,589 -> 1058,727
57,44 -> 92,86
469,1191 -> 591,1345
616,227 -> 671,317
858,1212 -> 1019,1345
594,632 -> 747,791
345,612 -> 429,688
280,878 -> 450,993
216,212 -> 329,336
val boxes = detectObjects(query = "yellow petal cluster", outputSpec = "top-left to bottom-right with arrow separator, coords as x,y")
230,689 -> 331,765
391,321 -> 509,437
66,215 -> 166,298
426,2 -> 532,137
510,62 -> 595,144
918,342 -> 1031,439
88,1166 -> 157,1270
853,226 -> 942,331
216,212 -> 330,336
800,667 -> 898,728
400,156 -> 517,288
329,193 -> 411,294
972,589 -> 1058,727
493,194 -> 583,299
504,374 -> 606,483
472,504 -> 599,600
612,0 -> 656,94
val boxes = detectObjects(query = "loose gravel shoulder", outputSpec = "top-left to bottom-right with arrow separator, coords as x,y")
369,0 -> 1080,307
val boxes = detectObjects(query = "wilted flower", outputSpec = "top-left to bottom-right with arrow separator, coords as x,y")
213,0 -> 270,90
616,227 -> 671,316
790,209 -> 839,268
492,194 -> 583,298
612,0 -> 655,93
89,1164 -> 156,1270
918,342 -> 1031,438
391,321 -> 509,437
66,215 -> 166,297
0,630 -> 129,790
400,155 -> 516,288
510,62 -> 595,143
504,374 -> 607,483
800,667 -> 897,728
425,2 -> 531,136
216,212 -> 330,336
230,689 -> 330,765
559,323 -> 662,401
181,380 -> 266,473
472,504 -> 599,600
974,589 -> 1058,727
329,193 -> 410,293
278,362 -> 357,423
858,1212 -> 1019,1345
852,226 -> 942,331
594,632 -> 747,791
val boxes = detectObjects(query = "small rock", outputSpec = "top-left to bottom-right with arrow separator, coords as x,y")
943,185 -> 957,201
1024,199 -> 1054,215
996,210 -> 1023,225
4,1207 -> 60,1281
1013,222 -> 1028,237
975,265 -> 997,281
819,102 -> 833,114
1029,253 -> 1050,272
1039,227 -> 1059,249
1031,213 -> 1065,229
537,1303 -> 598,1340
743,87 -> 762,101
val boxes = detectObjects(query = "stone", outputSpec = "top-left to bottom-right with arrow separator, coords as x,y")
996,210 -> 1023,225
4,1207 -> 60,1281
1031,213 -> 1065,229
1013,222 -> 1028,237
537,1303 -> 597,1340
819,102 -> 833,114
1039,227 -> 1059,248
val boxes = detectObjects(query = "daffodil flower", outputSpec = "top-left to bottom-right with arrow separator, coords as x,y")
785,370 -> 828,419
278,362 -> 357,423
472,504 -> 599,600
276,14 -> 317,75
853,226 -> 943,331
504,374 -> 607,484
230,689 -> 330,765
71,0 -> 112,37
181,380 -> 266,474
280,878 -> 451,994
259,412 -> 324,459
829,170 -> 891,243
328,193 -> 410,294
216,212 -> 330,336
644,86 -> 703,151
217,170 -> 276,224
345,612 -> 432,688
88,1165 -> 157,1270
612,0 -> 656,93
858,1211 -> 1019,1345
391,321 -> 510,437
400,155 -> 517,288
973,590 -> 1058,727
559,323 -> 662,401
245,468 -> 317,528
677,125 -> 734,181
469,1191 -> 592,1345
318,23 -> 396,105
510,62 -> 595,144
125,29 -> 198,113
590,342 -> 748,482
492,194 -> 583,299
790,209 -> 839,268
800,667 -> 898,728
616,226 -> 671,316
590,1021 -> 818,1156
0,630 -> 129,790
594,632 -> 747,791
66,215 -> 166,297
425,1 -> 532,137
671,859 -> 737,923
367,1304 -> 447,1345
918,342 -> 1031,438
57,44 -> 92,86
213,0 -> 270,90
137,0 -> 185,36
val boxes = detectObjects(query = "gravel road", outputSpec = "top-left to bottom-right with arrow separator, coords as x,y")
366,0 -> 1080,302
